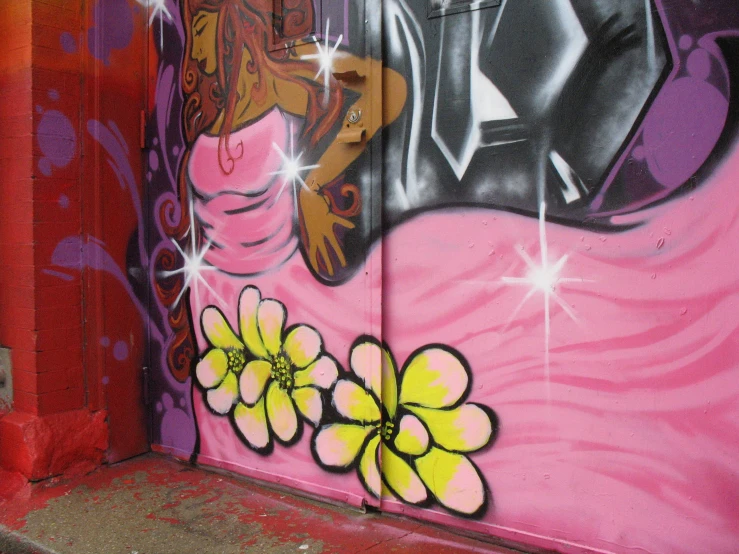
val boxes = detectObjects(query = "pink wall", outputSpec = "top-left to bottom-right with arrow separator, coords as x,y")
141,1 -> 739,552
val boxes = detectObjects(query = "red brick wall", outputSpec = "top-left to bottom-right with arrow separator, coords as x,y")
0,1 -> 85,417
0,2 -> 35,415
29,0 -> 85,416
0,1 -> 110,479
0,0 -> 152,476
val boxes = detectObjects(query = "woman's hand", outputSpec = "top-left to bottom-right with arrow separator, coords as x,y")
299,183 -> 355,276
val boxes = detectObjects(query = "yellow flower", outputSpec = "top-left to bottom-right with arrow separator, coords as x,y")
195,306 -> 247,415
233,286 -> 338,452
312,337 -> 497,517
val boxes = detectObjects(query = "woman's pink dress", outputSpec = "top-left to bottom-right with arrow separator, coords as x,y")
187,108 -> 739,553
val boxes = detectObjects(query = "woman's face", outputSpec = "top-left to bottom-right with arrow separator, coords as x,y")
191,10 -> 219,75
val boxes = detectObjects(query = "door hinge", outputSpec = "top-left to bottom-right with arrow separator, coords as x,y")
142,365 -> 151,405
140,110 -> 146,149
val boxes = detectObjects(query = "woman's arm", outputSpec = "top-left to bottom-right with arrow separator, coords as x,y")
276,52 -> 407,187
275,51 -> 408,276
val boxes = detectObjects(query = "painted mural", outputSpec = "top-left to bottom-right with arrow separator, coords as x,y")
147,0 -> 498,517
36,0 -> 738,551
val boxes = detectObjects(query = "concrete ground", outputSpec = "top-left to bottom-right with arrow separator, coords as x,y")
0,454 -> 523,554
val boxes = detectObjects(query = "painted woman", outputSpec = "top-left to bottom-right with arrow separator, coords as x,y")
157,0 -> 405,371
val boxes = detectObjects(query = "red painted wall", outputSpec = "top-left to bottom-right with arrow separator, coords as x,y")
27,0 -> 86,416
0,1 -> 85,418
0,4 -> 34,414
80,0 -> 149,462
0,0 -> 152,479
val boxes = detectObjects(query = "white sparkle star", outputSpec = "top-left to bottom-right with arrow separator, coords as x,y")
502,202 -> 590,396
136,0 -> 173,50
269,122 -> 320,203
159,197 -> 224,312
301,19 -> 343,105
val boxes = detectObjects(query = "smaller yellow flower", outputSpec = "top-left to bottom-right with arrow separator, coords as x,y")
195,306 -> 247,415
233,286 -> 338,452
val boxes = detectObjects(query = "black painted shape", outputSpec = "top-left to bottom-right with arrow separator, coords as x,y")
381,0 -> 677,227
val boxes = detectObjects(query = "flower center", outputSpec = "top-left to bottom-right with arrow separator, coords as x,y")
226,349 -> 246,373
271,352 -> 294,391
380,420 -> 395,441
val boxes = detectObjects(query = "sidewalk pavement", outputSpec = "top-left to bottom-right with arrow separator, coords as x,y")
0,453 -> 523,554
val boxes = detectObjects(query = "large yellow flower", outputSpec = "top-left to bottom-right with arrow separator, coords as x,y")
233,286 -> 338,452
312,337 -> 497,517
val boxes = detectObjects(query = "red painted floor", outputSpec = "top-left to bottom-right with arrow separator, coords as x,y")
0,454 -> 522,554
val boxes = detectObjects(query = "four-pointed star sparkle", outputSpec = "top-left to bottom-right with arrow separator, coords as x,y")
136,0 -> 174,50
159,197 -> 224,311
301,19 -> 343,105
269,122 -> 320,203
502,202 -> 590,393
